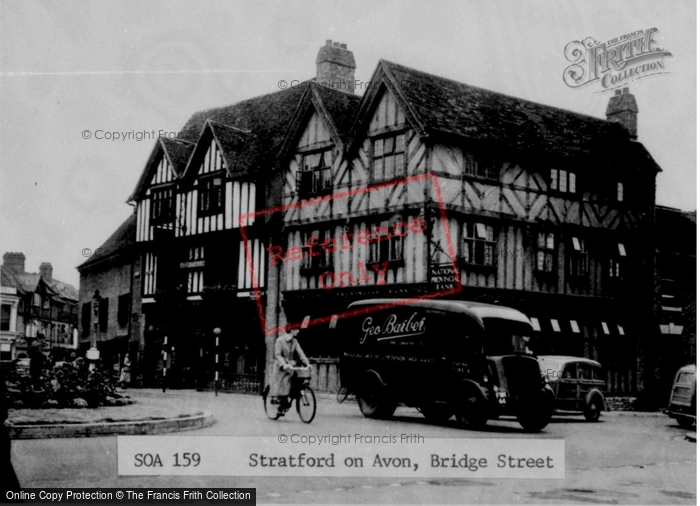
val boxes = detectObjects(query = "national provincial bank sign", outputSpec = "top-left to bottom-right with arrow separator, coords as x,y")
430,264 -> 459,291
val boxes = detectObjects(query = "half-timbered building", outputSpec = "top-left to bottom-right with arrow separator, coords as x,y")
268,59 -> 660,397
127,51 -> 359,388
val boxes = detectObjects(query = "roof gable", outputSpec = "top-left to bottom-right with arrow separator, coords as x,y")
368,87 -> 408,134
127,138 -> 195,202
297,108 -> 334,150
182,120 -> 257,181
277,85 -> 360,167
345,63 -> 426,155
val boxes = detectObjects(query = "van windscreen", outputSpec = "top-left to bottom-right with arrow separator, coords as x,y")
481,318 -> 533,356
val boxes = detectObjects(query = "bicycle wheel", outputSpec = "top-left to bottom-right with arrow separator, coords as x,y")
263,386 -> 281,420
296,386 -> 317,423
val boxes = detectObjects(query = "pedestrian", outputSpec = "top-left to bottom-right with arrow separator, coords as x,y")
27,337 -> 45,391
158,345 -> 170,392
119,353 -> 132,389
270,326 -> 310,416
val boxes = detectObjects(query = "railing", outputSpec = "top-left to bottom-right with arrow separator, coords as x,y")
309,358 -> 340,393
202,372 -> 264,395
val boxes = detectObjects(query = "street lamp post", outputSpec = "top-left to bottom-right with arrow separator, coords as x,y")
87,290 -> 102,370
162,335 -> 168,393
213,327 -> 221,397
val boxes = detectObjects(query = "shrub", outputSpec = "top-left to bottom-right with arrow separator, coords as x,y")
6,362 -> 122,409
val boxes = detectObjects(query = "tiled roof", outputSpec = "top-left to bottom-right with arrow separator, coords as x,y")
161,137 -> 196,177
77,214 -> 136,271
48,279 -> 79,301
1,267 -> 78,301
208,121 -> 260,175
13,272 -> 40,294
313,85 -> 361,140
379,60 -> 637,161
0,265 -> 20,290
179,85 -> 308,175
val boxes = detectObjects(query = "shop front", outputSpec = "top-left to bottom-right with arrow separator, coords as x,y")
141,288 -> 265,392
281,282 -> 640,396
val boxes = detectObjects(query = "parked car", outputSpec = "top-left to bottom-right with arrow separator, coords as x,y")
666,364 -> 696,429
538,356 -> 607,422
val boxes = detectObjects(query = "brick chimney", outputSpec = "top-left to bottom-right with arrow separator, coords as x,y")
39,262 -> 53,282
2,252 -> 26,274
606,87 -> 638,140
316,40 -> 356,93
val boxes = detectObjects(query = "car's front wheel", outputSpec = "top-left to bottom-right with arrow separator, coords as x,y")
454,383 -> 489,430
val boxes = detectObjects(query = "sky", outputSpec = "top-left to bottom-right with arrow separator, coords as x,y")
0,0 -> 695,288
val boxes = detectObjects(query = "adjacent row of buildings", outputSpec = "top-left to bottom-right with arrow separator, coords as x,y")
0,253 -> 79,363
3,41 -> 693,406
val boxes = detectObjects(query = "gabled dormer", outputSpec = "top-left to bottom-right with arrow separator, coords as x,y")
277,85 -> 360,223
344,61 -> 429,194
129,137 -> 194,242
177,120 -> 259,236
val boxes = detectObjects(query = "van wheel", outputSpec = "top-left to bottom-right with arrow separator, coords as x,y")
357,371 -> 397,419
584,398 -> 603,422
677,416 -> 695,429
517,391 -> 554,432
419,402 -> 453,423
454,385 -> 488,429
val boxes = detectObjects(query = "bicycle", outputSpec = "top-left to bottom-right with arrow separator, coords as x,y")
263,366 -> 316,423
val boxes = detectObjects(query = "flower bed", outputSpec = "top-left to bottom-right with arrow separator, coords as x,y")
5,361 -> 134,409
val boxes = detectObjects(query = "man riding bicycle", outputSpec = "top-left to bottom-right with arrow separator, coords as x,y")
270,326 -> 310,416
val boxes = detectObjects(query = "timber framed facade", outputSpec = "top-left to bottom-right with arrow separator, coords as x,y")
116,40 -> 667,401
266,58 -> 660,398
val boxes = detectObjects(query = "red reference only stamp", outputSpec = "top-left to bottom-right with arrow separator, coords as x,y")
239,173 -> 460,335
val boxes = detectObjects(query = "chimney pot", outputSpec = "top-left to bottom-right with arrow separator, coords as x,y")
2,252 -> 26,274
39,262 -> 53,282
326,39 -> 332,45
316,40 -> 356,94
606,88 -> 638,140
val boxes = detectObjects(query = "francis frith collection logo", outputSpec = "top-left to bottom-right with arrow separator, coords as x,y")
563,27 -> 672,91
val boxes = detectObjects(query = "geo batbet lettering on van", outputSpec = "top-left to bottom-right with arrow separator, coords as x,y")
238,173 -> 459,336
360,311 -> 427,344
